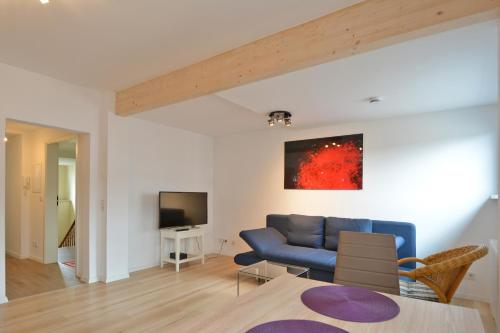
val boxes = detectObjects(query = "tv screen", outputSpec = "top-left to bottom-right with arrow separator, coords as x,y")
159,191 -> 207,229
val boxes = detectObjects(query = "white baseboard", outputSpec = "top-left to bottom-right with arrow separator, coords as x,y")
104,273 -> 130,283
6,250 -> 27,259
80,275 -> 98,284
129,262 -> 158,273
129,256 -> 214,273
454,291 -> 491,304
29,255 -> 44,263
0,296 -> 8,304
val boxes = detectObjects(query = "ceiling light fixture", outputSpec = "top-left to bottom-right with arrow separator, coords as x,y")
268,111 -> 292,128
40,0 -> 50,4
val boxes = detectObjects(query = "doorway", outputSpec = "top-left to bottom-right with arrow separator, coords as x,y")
45,139 -> 77,268
4,121 -> 82,300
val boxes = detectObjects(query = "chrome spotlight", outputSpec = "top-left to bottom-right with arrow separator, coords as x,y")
268,111 -> 292,128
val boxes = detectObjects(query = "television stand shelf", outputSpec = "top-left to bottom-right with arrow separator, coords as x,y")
160,227 -> 205,272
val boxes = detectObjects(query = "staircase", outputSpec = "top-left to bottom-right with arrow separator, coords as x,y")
59,221 -> 75,248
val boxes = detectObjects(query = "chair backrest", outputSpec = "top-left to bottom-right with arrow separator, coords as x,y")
371,220 -> 416,270
334,231 -> 400,295
411,245 -> 489,303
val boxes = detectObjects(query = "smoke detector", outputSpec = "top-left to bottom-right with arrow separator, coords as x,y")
367,96 -> 383,104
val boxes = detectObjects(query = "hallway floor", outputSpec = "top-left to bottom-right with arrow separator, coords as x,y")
58,246 -> 76,265
6,248 -> 81,300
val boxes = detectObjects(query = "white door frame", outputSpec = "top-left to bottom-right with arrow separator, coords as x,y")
2,120 -> 93,300
44,141 -> 59,264
44,135 -> 78,266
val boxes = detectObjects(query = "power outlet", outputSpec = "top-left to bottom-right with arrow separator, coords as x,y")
465,272 -> 475,281
218,238 -> 235,246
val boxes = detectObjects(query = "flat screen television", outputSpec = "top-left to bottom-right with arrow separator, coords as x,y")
159,191 -> 207,229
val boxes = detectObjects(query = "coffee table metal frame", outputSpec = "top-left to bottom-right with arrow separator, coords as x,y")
237,260 -> 310,296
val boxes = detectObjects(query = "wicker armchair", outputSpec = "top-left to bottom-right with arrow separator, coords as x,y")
398,245 -> 488,304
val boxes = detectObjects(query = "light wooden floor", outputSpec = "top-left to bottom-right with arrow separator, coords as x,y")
0,256 -> 495,333
6,250 -> 81,300
453,298 -> 496,333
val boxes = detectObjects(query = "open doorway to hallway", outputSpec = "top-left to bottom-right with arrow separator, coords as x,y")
55,139 -> 77,267
5,120 -> 82,300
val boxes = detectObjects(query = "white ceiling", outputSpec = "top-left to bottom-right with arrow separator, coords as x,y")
5,120 -> 76,137
5,121 -> 44,135
0,0 -> 360,90
1,2 -> 497,137
217,21 -> 498,129
136,95 -> 266,136
137,21 -> 498,136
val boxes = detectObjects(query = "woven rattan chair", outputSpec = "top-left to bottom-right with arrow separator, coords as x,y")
398,245 -> 488,304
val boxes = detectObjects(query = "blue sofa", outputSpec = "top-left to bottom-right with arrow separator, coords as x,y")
234,214 -> 416,282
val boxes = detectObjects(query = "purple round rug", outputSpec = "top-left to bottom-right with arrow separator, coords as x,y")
246,320 -> 348,333
301,286 -> 400,323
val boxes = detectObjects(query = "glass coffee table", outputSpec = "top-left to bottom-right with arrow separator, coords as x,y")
237,260 -> 309,296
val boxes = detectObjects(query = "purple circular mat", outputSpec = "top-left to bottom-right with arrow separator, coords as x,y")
246,320 -> 348,333
301,286 -> 400,323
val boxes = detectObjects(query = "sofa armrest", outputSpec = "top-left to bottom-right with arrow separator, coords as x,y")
239,228 -> 286,258
373,220 -> 416,269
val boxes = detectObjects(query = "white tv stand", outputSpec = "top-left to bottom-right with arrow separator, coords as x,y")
160,227 -> 205,272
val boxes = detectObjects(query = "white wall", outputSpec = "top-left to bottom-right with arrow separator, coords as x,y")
2,57 -> 493,304
102,111 -> 215,277
214,105 -> 498,302
6,129 -> 80,261
0,62 -> 109,301
5,134 -> 22,258
0,62 -> 218,302
496,17 -> 500,329
127,118 -> 214,272
102,112 -> 129,282
15,128 -> 76,263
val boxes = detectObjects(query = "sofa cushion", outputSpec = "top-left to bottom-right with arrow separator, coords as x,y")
266,244 -> 337,272
287,214 -> 325,249
325,217 -> 372,250
239,228 -> 286,258
266,214 -> 289,237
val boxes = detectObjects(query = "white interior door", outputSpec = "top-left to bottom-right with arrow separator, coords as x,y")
44,143 -> 59,264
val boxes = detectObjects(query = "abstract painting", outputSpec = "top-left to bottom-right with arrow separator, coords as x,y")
284,134 -> 363,190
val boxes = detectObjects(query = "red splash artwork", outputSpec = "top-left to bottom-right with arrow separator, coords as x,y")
297,142 -> 362,189
284,134 -> 363,190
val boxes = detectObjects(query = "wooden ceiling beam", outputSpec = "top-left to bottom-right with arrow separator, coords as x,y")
116,0 -> 500,116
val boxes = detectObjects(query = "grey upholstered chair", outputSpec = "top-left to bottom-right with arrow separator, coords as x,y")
334,231 -> 400,295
